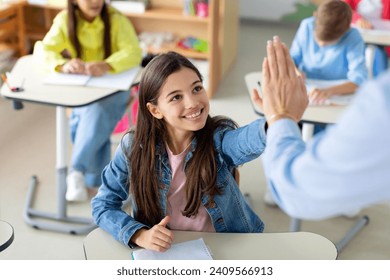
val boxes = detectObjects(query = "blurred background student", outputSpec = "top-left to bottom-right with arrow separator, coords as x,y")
290,0 -> 367,106
34,0 -> 142,201
343,0 -> 390,77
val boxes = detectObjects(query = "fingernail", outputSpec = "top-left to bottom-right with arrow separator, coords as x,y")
267,40 -> 272,46
273,35 -> 280,41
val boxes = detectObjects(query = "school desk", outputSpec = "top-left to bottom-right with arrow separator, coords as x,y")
0,55 -> 137,234
0,220 -> 14,252
356,20 -> 390,78
83,228 -> 338,260
244,71 -> 369,252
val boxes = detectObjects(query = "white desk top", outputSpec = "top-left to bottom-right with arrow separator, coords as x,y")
0,55 -> 119,107
0,220 -> 14,252
355,20 -> 390,46
83,228 -> 338,260
360,29 -> 390,45
245,72 -> 347,124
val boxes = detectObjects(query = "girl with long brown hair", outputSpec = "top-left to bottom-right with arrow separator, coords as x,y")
92,52 -> 267,252
34,0 -> 142,201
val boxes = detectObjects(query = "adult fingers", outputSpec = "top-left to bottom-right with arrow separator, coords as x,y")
282,43 -> 296,78
262,57 -> 270,88
266,39 -> 278,79
298,76 -> 308,101
273,36 -> 288,78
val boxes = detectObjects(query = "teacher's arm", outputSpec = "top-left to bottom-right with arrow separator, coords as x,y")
255,36 -> 390,220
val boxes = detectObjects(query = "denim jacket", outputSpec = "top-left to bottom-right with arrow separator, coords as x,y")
92,118 -> 267,247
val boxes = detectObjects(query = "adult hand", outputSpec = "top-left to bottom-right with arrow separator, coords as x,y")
253,36 -> 308,125
61,58 -> 86,74
85,61 -> 112,76
130,216 -> 174,252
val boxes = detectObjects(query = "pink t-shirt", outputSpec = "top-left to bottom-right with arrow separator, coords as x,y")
166,144 -> 215,232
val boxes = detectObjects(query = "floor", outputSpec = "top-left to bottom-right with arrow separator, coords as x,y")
1,20 -> 389,260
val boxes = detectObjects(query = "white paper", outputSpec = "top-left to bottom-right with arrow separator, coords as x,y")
131,238 -> 213,260
110,1 -> 147,14
86,67 -> 141,90
43,67 -> 141,90
305,79 -> 355,106
370,19 -> 390,31
43,73 -> 91,86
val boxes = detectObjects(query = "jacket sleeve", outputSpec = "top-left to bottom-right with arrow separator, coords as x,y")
218,118 -> 267,167
290,19 -> 306,67
91,134 -> 148,247
345,29 -> 368,86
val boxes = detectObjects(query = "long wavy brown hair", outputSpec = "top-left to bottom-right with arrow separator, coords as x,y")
67,0 -> 111,58
125,52 -> 237,227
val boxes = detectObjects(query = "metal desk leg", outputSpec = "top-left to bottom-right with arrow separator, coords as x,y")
365,44 -> 376,79
289,218 -> 302,232
23,106 -> 97,235
335,216 -> 369,252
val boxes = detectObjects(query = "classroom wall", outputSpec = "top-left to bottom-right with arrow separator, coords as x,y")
239,0 -> 323,22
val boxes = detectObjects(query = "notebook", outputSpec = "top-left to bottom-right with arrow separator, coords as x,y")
43,66 -> 141,91
131,238 -> 213,260
256,78 -> 354,106
305,79 -> 355,106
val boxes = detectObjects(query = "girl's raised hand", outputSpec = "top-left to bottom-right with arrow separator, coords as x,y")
131,216 -> 174,252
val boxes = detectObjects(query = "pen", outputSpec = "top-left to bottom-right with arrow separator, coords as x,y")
1,73 -> 24,92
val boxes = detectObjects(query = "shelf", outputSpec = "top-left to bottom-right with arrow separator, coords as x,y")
18,0 -> 239,97
147,45 -> 208,60
123,8 -> 209,23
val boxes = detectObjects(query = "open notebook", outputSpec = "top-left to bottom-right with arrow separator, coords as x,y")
305,79 -> 355,106
43,66 -> 141,91
131,238 -> 213,260
256,78 -> 355,106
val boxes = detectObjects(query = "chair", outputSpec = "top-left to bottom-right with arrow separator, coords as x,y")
111,83 -> 139,145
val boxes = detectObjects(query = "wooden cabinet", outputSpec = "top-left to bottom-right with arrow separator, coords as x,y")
21,0 -> 239,97
124,0 -> 239,97
0,1 -> 26,57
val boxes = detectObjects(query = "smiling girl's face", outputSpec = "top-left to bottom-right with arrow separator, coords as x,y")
147,67 -> 209,144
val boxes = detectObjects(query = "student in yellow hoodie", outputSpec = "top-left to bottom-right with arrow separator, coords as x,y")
34,0 -> 142,202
